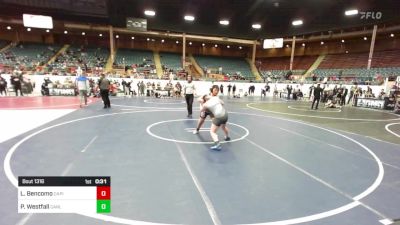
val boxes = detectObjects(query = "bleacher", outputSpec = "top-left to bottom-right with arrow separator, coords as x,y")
159,52 -> 182,72
258,55 -> 317,70
0,42 -> 60,71
114,49 -> 154,68
195,55 -> 254,79
313,67 -> 400,78
50,45 -> 109,73
0,40 -> 9,50
318,52 -> 368,69
257,56 -> 317,79
372,50 -> 400,68
313,50 -> 400,79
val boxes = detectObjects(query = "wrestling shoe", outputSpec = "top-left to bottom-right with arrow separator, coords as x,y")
210,144 -> 222,151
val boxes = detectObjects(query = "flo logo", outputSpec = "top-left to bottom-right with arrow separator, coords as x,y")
360,11 -> 382,20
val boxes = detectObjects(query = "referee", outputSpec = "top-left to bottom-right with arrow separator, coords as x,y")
184,76 -> 196,118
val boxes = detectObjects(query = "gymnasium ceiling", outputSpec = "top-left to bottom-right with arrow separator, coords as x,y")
0,0 -> 399,40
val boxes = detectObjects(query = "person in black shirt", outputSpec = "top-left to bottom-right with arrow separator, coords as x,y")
341,87 -> 348,106
11,74 -> 23,96
0,75 -> 7,96
311,84 -> 323,110
287,85 -> 292,100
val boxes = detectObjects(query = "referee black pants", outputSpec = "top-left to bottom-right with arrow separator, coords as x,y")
311,96 -> 320,109
185,94 -> 194,116
100,89 -> 111,108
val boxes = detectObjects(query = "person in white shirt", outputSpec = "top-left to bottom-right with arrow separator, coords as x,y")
183,76 -> 196,117
201,85 -> 230,150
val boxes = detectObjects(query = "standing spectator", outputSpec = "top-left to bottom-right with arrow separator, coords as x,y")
273,85 -> 278,98
312,74 -> 317,81
184,76 -> 196,117
287,85 -> 292,100
126,81 -> 133,95
232,84 -> 236,96
341,87 -> 348,106
220,84 -> 224,95
347,85 -> 356,105
121,79 -> 127,95
76,72 -> 89,107
11,74 -> 23,96
227,83 -> 232,96
139,81 -> 145,96
311,84 -> 323,110
0,75 -> 7,96
98,74 -> 111,108
309,84 -> 314,100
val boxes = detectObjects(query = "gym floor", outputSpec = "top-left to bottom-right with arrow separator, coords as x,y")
1,95 -> 399,225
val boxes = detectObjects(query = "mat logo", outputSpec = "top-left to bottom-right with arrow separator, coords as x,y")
360,11 -> 382,20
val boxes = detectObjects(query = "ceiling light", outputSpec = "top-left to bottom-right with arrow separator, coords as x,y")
363,37 -> 367,40
144,10 -> 155,16
115,35 -> 119,38
219,20 -> 229,25
252,24 -> 261,29
184,15 -> 195,21
161,39 -> 165,43
46,29 -> 50,33
6,26 -> 11,30
390,33 -> 394,37
227,45 -> 230,48
345,9 -> 359,16
151,39 -> 155,42
214,44 -> 218,48
302,43 -> 305,47
202,43 -> 205,47
321,41 -> 324,45
99,34 -> 103,37
64,30 -> 67,34
292,20 -> 303,26
27,28 -> 31,31
82,32 -> 86,36
131,36 -> 134,40
239,46 -> 242,49
189,42 -> 192,45
341,39 -> 345,43
147,38 -> 150,41
346,51 -> 349,53
286,44 -> 290,48
176,40 -> 179,44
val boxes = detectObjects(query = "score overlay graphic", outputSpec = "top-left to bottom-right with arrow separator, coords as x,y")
18,176 -> 111,213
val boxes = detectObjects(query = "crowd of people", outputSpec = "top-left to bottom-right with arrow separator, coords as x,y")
0,73 -> 34,96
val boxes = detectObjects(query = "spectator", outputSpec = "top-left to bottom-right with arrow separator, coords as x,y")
0,75 -> 7,96
76,72 -> 89,107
